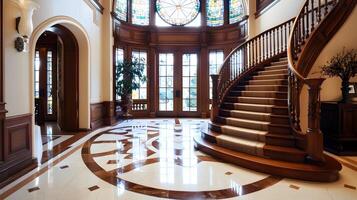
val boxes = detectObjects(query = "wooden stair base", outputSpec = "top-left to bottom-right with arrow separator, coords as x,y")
194,135 -> 342,182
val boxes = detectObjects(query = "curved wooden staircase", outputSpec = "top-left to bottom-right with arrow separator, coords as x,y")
194,0 -> 356,182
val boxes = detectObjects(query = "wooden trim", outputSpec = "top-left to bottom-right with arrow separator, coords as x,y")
0,114 -> 35,188
90,101 -> 118,130
89,0 -> 104,14
255,0 -> 280,18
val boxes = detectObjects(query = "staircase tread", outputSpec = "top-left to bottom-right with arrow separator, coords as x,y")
224,102 -> 288,109
254,74 -> 288,77
236,91 -> 288,94
220,109 -> 289,118
219,116 -> 290,128
229,96 -> 287,100
217,134 -> 304,154
249,79 -> 287,82
210,123 -> 296,140
194,136 -> 342,173
237,85 -> 288,87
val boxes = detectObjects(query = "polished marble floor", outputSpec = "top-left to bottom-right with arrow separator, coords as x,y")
0,119 -> 356,200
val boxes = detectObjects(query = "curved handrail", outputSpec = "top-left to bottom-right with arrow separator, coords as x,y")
287,0 -> 356,161
215,18 -> 295,106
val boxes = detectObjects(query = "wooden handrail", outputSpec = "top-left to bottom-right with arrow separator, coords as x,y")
287,0 -> 356,161
212,18 -> 295,118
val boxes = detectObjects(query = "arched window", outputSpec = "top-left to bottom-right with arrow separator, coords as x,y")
206,0 -> 224,27
114,0 -> 128,21
229,0 -> 246,24
132,0 -> 150,25
156,0 -> 200,26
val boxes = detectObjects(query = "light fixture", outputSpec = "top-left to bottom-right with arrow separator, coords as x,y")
11,0 -> 40,52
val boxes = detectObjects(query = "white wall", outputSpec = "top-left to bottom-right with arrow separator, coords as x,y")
248,0 -> 305,37
300,7 -> 357,132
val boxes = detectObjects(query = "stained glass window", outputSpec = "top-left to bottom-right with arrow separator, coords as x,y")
159,53 -> 174,111
114,0 -> 127,21
132,0 -> 150,25
132,50 -> 147,99
156,0 -> 200,26
206,0 -> 224,27
229,0 -> 245,24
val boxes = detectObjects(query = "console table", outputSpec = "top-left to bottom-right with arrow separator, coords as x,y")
321,102 -> 357,155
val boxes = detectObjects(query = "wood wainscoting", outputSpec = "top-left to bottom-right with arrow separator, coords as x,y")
90,101 -> 117,130
0,114 -> 37,188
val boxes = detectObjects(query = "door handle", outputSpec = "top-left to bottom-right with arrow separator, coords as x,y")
175,90 -> 181,98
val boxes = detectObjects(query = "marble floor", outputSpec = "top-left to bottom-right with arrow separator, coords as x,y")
0,119 -> 356,200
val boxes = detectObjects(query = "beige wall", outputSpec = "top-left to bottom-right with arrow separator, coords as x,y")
4,0 -> 113,127
248,0 -> 305,37
300,7 -> 357,132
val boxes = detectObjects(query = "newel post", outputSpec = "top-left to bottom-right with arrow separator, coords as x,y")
211,75 -> 219,123
305,78 -> 325,162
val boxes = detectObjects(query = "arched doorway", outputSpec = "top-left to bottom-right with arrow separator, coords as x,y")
34,25 -> 79,131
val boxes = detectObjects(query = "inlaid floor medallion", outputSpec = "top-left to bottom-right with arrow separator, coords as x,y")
81,119 -> 282,199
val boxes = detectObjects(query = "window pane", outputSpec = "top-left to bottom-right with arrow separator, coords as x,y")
132,0 -> 150,25
132,50 -> 147,99
34,51 -> 40,98
159,53 -> 174,111
182,53 -> 197,112
47,51 -> 53,115
229,0 -> 246,24
209,51 -> 224,100
115,0 -> 128,21
115,48 -> 124,100
206,0 -> 224,27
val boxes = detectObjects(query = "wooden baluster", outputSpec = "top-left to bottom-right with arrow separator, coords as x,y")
211,74 -> 219,123
269,32 -> 272,58
311,0 -> 315,32
262,34 -> 266,60
318,0 -> 322,22
280,26 -> 283,53
305,4 -> 310,38
305,78 -> 325,162
254,39 -> 257,65
324,0 -> 328,16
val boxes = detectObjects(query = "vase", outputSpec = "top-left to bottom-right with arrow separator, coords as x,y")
340,80 -> 350,103
120,94 -> 133,117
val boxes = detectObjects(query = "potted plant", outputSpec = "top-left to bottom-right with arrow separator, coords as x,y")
115,58 -> 146,117
321,48 -> 357,103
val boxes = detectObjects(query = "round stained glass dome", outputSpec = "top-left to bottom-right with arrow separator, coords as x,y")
156,0 -> 200,26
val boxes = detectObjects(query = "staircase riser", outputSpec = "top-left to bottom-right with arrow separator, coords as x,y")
253,75 -> 288,80
221,119 -> 291,134
258,70 -> 288,75
264,149 -> 305,162
220,111 -> 289,124
232,92 -> 287,99
222,104 -> 289,115
209,124 -> 295,147
271,61 -> 288,66
236,86 -> 288,92
248,80 -> 288,85
264,66 -> 287,71
217,139 -> 263,157
225,97 -> 288,106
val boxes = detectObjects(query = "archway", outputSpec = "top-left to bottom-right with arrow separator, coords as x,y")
30,16 -> 91,135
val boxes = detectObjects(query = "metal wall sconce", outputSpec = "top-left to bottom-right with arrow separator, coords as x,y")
11,0 -> 39,52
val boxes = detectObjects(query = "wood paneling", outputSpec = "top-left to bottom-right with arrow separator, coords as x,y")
0,114 -> 36,188
90,101 -> 117,130
113,17 -> 249,118
321,102 -> 357,155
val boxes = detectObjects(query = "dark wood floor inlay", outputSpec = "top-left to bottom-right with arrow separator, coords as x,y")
81,122 -> 283,199
289,185 -> 300,190
28,187 -> 40,193
344,184 -> 356,190
60,165 -> 69,169
88,185 -> 100,191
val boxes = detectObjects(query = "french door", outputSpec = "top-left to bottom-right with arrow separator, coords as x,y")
34,47 -> 57,125
157,52 -> 199,117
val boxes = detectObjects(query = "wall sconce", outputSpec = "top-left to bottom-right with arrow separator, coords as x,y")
11,0 -> 40,52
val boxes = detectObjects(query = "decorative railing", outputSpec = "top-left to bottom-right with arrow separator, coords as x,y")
211,19 -> 295,121
288,0 -> 355,161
